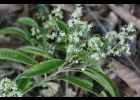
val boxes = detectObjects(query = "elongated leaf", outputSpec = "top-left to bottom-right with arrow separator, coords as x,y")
14,59 -> 65,81
0,48 -> 38,66
86,68 -> 119,97
15,17 -> 39,29
99,91 -> 108,97
17,77 -> 31,91
53,43 -> 66,52
55,76 -> 99,97
100,39 -> 109,50
22,81 -> 38,92
70,68 -> 119,97
18,46 -> 54,59
78,50 -> 87,58
55,20 -> 70,34
0,27 -> 31,44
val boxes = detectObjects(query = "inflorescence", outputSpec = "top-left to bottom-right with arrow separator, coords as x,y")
31,6 -> 136,71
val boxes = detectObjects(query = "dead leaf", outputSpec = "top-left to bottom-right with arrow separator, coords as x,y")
0,4 -> 24,14
49,4 -> 75,12
106,11 -> 118,31
82,5 -> 108,22
39,82 -> 60,97
108,4 -> 140,31
63,88 -> 76,97
112,58 -> 140,95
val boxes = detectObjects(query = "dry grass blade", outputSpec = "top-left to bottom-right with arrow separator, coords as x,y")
108,4 -> 140,30
112,58 -> 140,94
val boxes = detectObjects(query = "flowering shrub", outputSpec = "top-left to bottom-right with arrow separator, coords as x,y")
0,6 -> 136,97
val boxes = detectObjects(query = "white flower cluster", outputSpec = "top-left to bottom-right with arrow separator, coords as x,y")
88,36 -> 104,51
46,32 -> 57,40
67,7 -> 93,31
48,7 -> 63,20
0,78 -> 22,97
54,7 -> 136,66
107,62 -> 118,72
104,22 -> 136,56
34,7 -> 136,72
48,45 -> 55,55
31,27 -> 42,39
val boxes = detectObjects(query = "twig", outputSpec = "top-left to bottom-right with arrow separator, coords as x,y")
121,51 -> 140,77
22,62 -> 70,95
83,4 -> 107,33
0,70 -> 15,78
65,71 -> 68,97
83,4 -> 140,77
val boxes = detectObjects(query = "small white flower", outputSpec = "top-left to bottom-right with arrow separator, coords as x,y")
67,19 -> 73,28
68,34 -> 73,41
48,50 -> 53,54
81,43 -> 86,47
78,31 -> 83,37
49,7 -> 63,20
74,37 -> 79,43
57,36 -> 61,42
87,23 -> 93,31
75,60 -> 78,63
66,44 -> 74,53
81,68 -> 85,71
52,32 -> 57,38
36,29 -> 40,33
100,53 -> 106,58
129,35 -> 136,42
71,7 -> 83,18
120,26 -> 126,32
114,51 -> 120,56
60,32 -> 65,36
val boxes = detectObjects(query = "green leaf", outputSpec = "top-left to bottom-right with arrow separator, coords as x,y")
22,81 -> 38,92
14,17 -> 39,29
70,68 -> 119,97
55,20 -> 70,34
17,77 -> 31,91
86,68 -> 119,97
55,76 -> 99,97
100,39 -> 109,50
53,43 -> 66,52
78,50 -> 87,58
0,27 -> 31,44
0,48 -> 38,66
92,62 -> 104,73
14,59 -> 65,81
18,46 -> 54,59
99,91 -> 108,97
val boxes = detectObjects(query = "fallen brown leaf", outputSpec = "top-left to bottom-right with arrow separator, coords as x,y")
39,82 -> 60,97
112,58 -> 140,95
108,4 -> 140,31
49,4 -> 75,12
0,4 -> 24,14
